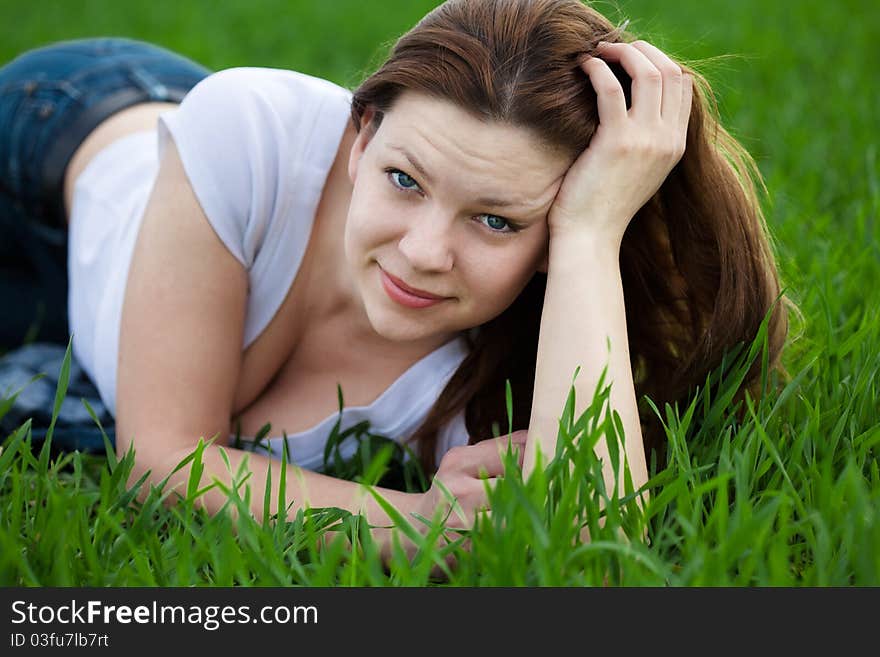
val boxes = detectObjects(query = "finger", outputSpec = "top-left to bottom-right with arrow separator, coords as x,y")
461,450 -> 503,479
496,432 -> 527,464
439,493 -> 491,530
459,437 -> 521,478
678,74 -> 694,143
579,55 -> 628,126
500,439 -> 526,470
629,40 -> 684,121
594,41 -> 662,122
483,447 -> 525,477
443,510 -> 491,535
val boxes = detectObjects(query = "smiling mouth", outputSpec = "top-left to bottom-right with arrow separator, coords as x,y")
378,267 -> 450,309
380,266 -> 448,300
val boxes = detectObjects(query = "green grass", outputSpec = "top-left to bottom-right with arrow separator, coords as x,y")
1,0 -> 878,585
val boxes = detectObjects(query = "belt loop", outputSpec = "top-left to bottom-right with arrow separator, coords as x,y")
128,68 -> 169,101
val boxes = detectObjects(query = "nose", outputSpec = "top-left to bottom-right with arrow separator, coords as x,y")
397,209 -> 455,272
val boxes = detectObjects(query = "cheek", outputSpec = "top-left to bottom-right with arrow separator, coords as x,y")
345,186 -> 401,256
464,250 -> 541,309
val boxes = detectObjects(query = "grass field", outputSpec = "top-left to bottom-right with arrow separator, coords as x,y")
1,0 -> 877,585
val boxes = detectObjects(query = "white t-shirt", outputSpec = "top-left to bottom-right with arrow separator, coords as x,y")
66,67 -> 470,469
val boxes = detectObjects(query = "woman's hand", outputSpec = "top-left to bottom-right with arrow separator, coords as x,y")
548,40 -> 694,246
379,431 -> 526,570
413,430 -> 528,532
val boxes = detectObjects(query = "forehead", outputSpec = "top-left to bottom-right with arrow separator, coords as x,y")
377,91 -> 570,207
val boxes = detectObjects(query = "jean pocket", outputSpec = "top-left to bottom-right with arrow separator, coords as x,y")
0,80 -> 80,198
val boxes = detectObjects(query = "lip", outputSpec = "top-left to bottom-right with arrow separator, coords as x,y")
379,268 -> 449,309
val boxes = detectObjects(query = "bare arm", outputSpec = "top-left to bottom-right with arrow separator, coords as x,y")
523,231 -> 647,496
154,442 -> 417,538
523,40 -> 694,501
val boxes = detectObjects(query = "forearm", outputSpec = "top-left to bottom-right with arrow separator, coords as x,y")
524,229 -> 648,495
136,442 -> 417,543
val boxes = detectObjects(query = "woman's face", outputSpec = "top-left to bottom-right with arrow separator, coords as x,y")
344,90 -> 572,344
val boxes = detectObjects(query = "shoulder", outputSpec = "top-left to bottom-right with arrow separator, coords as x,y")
181,67 -> 352,116
163,67 -> 352,161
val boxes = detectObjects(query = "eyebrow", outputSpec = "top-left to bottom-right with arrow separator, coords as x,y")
388,144 -> 523,208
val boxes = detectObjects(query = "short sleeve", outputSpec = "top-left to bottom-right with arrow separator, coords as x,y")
156,67 -> 353,349
156,68 -> 295,270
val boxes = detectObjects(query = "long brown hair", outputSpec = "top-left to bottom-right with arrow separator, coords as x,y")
350,0 -> 797,474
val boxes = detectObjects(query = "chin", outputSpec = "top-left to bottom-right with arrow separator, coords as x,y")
365,299 -> 460,345
367,312 -> 436,343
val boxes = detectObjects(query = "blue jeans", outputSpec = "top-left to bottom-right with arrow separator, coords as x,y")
0,37 -> 210,352
0,38 -> 211,451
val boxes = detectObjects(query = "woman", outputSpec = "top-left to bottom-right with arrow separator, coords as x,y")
0,0 -> 790,556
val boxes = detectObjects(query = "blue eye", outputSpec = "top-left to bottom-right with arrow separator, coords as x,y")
477,214 -> 514,233
388,169 -> 421,192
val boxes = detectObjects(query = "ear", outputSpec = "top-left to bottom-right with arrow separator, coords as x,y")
348,105 -> 378,185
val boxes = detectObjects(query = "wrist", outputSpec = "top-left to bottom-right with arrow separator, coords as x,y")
547,226 -> 622,271
377,491 -> 423,555
548,209 -> 629,249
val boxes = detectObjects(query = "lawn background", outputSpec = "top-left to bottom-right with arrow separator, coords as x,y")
0,1 -> 877,586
